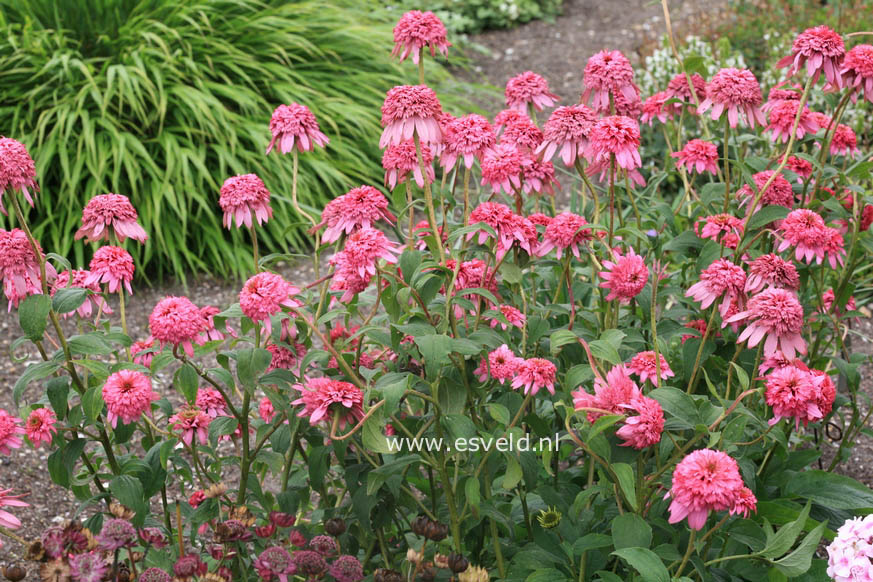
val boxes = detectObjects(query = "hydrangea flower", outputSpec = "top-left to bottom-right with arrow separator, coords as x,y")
827,514 -> 873,581
841,44 -> 873,104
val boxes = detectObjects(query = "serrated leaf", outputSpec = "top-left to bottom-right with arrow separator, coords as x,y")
52,287 -> 90,315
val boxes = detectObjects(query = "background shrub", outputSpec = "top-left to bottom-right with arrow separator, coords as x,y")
384,0 -> 563,34
0,0 -> 460,280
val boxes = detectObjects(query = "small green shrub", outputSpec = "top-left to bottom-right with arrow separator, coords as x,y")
385,0 -> 563,34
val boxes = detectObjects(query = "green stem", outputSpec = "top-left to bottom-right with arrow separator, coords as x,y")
414,134 -> 445,262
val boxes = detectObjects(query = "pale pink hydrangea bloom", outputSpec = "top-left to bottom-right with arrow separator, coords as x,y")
511,358 -> 557,395
585,115 -> 642,172
599,247 -> 648,303
672,139 -> 720,175
765,363 -> 835,428
292,378 -> 365,430
640,92 -> 673,125
313,185 -> 395,244
841,44 -> 873,104
391,10 -> 450,64
616,396 -> 664,449
473,344 -> 522,384
0,137 -> 39,214
535,105 -> 597,166
439,114 -> 495,170
536,212 -> 594,259
725,287 -> 806,359
266,103 -> 329,155
581,50 -> 639,113
170,406 -> 211,446
196,388 -> 228,418
0,409 -> 25,455
25,408 -> 57,447
698,68 -> 766,128
777,25 -> 845,87
102,370 -> 159,428
695,214 -> 743,248
572,364 -> 641,421
239,272 -> 302,338
86,246 -> 134,295
382,140 -> 435,190
379,85 -> 442,148
505,71 -> 559,113
489,305 -> 526,330
149,296 -> 207,357
219,174 -> 272,230
627,351 -> 674,385
666,448 -> 750,530
766,100 -> 820,143
745,253 -> 799,294
736,170 -> 795,211
75,194 -> 148,243
827,514 -> 873,582
51,270 -> 112,319
500,116 -> 543,153
685,259 -> 747,318
479,143 -> 529,195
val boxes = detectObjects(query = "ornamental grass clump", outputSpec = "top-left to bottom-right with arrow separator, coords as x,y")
3,11 -> 873,582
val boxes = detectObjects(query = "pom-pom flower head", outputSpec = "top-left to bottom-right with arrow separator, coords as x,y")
599,247 -> 648,303
766,100 -> 820,143
665,72 -> 707,113
581,50 -> 639,113
75,194 -> 148,243
666,448 -> 751,530
777,25 -> 845,87
616,396 -> 664,449
380,85 -> 442,148
841,44 -> 873,104
440,114 -> 495,171
0,409 -> 25,455
698,68 -> 765,128
673,139 -> 719,175
313,186 -> 396,243
25,408 -> 57,447
149,296 -> 207,357
102,370 -> 159,428
585,115 -> 642,171
827,124 -> 858,157
696,214 -> 743,248
726,287 -> 806,359
239,272 -> 302,337
391,10 -> 450,64
536,211 -> 593,259
474,344 -> 521,384
86,246 -> 134,295
640,92 -> 673,125
765,364 -> 834,428
536,104 -> 597,166
627,351 -> 674,386
685,258 -> 747,318
479,143 -> 528,195
0,137 -> 39,213
170,405 -> 212,447
511,357 -> 557,395
382,141 -> 434,190
737,170 -> 795,211
745,253 -> 799,294
219,174 -> 273,229
331,227 -> 399,279
266,103 -> 329,155
292,378 -> 365,431
572,364 -> 641,423
505,71 -> 559,113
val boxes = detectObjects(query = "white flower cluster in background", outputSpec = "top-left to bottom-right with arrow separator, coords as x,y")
637,35 -> 747,98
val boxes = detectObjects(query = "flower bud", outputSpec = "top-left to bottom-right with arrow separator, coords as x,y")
254,524 -> 276,538
447,553 -> 469,574
406,548 -> 423,564
324,517 -> 346,536
459,565 -> 490,582
424,521 -> 448,542
411,515 -> 430,537
269,511 -> 295,528
433,554 -> 449,569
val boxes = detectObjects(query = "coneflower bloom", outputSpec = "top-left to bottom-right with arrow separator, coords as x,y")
75,194 -> 148,243
86,246 -> 134,295
686,259 -> 747,317
51,269 -> 111,319
673,139 -> 719,175
666,449 -> 748,530
0,228 -> 47,297
413,220 -> 447,251
765,364 -> 833,428
131,338 -> 156,368
599,247 -> 648,303
467,201 -> 515,247
527,212 -> 553,227
473,344 -> 521,384
505,71 -> 560,113
259,397 -> 275,423
0,409 -> 25,455
391,10 -> 450,64
494,108 -> 526,132
149,296 -> 207,357
239,272 -> 302,337
536,104 -> 597,166
511,358 -> 557,395
665,72 -> 708,113
500,116 -> 543,153
170,406 -> 211,446
0,137 -> 38,214
200,305 -> 230,342
841,44 -> 873,104
196,388 -> 228,418
776,209 -> 845,267
782,155 -> 813,182
480,143 -> 528,195
266,103 -> 329,155
698,68 -> 766,128
329,257 -> 371,303
267,342 -> 307,372
489,304 -> 526,330
777,25 -> 845,87
585,115 -> 642,171
498,214 -> 538,260
0,489 -> 28,532
821,288 -> 857,318
640,91 -> 673,125
332,227 -> 400,279
682,318 -> 711,344
627,351 -> 674,385
614,90 -> 642,119
745,253 -> 799,293
581,50 -> 639,113
536,212 -> 594,259
736,170 -> 795,211
766,100 -> 820,143
382,140 -> 434,190
292,378 -> 365,430
439,114 -> 495,171
726,287 -> 806,358
572,364 -> 641,423
827,124 -> 858,157
102,370 -> 159,428
521,157 -> 559,196
822,227 -> 846,268
696,214 -> 743,248
25,408 -> 56,447
763,83 -> 802,112
312,185 -> 396,243
3,271 -> 40,311
616,396 -> 664,449
220,174 -> 273,231
379,85 -> 442,148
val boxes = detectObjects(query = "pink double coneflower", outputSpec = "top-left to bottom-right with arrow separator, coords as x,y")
149,296 -> 207,357
266,103 -> 329,155
331,227 -> 400,279
239,272 -> 302,338
765,364 -> 835,429
439,114 -> 495,171
479,143 -> 529,195
685,259 -> 747,318
627,351 -> 674,386
51,270 -> 112,319
474,344 -> 522,384
391,10 -> 450,64
86,246 -> 134,295
511,358 -> 557,396
0,137 -> 39,214
665,72 -> 707,113
196,388 -> 228,419
745,253 -> 799,294
0,409 -> 25,455
841,44 -> 873,104
736,170 -> 795,211
698,68 -> 766,128
313,185 -> 396,244
522,157 -> 559,196
827,124 -> 859,157
696,214 -> 743,248
0,488 -> 29,538
170,406 -> 212,446
0,228 -> 49,302
536,212 -> 594,259
763,83 -> 802,112
382,140 -> 434,190
536,104 -> 597,166
75,194 -> 148,243
766,100 -> 820,143
292,378 -> 365,431
102,370 -> 159,428
585,115 -> 642,172
673,139 -> 719,175
777,209 -> 845,267
640,92 -> 673,125
581,50 -> 639,113
500,116 -> 543,153
782,155 -> 813,182
572,364 -> 641,423
726,287 -> 806,359
616,396 -> 664,449
777,25 -> 845,87
599,247 -> 648,303
219,174 -> 273,230
489,305 -> 526,330
379,85 -> 442,148
25,408 -> 57,447
505,71 -> 559,113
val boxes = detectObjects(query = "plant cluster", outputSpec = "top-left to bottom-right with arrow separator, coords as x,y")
384,0 -> 562,35
2,7 -> 873,582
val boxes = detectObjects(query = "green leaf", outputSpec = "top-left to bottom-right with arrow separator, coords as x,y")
503,456 -> 523,490
82,386 -> 105,423
785,470 -> 873,510
361,407 -> 391,454
235,348 -> 272,390
109,475 -> 148,526
772,521 -> 826,577
13,360 -> 61,404
52,287 -> 90,314
68,334 -> 114,355
611,463 -> 637,511
19,294 -> 52,341
730,362 -> 750,391
550,329 -> 578,356
524,569 -> 568,582
586,414 -> 623,441
413,334 -> 454,376
501,262 -> 523,284
761,502 -> 811,560
611,547 -> 669,582
650,387 -> 698,430
612,513 -> 652,550
465,476 -> 481,510
748,205 -> 791,230
176,364 -> 199,404
489,403 -> 510,425
573,533 -> 613,556
441,414 -> 477,441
